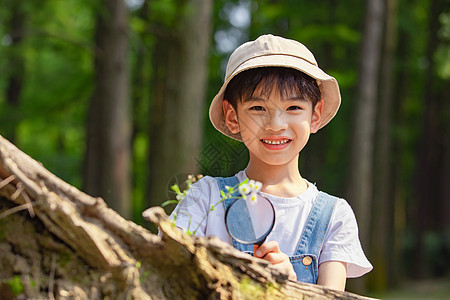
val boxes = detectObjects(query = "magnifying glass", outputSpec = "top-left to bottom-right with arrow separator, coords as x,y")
224,194 -> 275,246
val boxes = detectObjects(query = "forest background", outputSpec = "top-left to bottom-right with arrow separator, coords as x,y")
0,0 -> 449,296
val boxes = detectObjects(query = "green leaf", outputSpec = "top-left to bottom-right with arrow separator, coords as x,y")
8,276 -> 24,296
171,184 -> 181,194
161,200 -> 179,207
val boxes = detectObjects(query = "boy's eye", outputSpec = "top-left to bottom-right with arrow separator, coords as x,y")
249,106 -> 265,111
287,105 -> 303,111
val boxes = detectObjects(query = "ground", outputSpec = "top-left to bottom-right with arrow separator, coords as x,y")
368,277 -> 450,300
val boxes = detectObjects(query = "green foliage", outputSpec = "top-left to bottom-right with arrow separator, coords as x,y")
239,275 -> 282,299
239,275 -> 267,297
136,261 -> 151,282
59,251 -> 73,268
149,0 -> 179,27
132,132 -> 149,223
165,176 -> 255,235
0,0 -> 93,187
8,275 -> 25,296
436,11 -> 450,79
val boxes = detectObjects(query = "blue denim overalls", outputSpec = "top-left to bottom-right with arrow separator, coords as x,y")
217,176 -> 337,283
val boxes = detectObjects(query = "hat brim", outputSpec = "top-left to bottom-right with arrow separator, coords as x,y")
209,54 -> 341,141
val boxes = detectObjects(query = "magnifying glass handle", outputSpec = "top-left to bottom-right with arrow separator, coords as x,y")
255,239 -> 265,247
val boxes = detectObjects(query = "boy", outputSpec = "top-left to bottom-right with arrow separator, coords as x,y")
170,34 -> 372,290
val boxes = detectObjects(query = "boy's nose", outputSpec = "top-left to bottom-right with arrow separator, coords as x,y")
263,110 -> 288,131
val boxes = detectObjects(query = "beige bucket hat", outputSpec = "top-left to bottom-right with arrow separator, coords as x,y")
209,34 -> 341,141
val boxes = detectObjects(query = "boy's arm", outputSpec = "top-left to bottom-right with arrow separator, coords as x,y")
254,242 -> 348,291
317,261 -> 347,291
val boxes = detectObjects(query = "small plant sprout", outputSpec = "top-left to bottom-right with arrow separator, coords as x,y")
162,175 -> 263,235
238,183 -> 250,196
249,191 -> 258,204
162,174 -> 203,208
249,179 -> 262,192
238,180 -> 262,204
161,174 -> 203,229
240,180 -> 261,205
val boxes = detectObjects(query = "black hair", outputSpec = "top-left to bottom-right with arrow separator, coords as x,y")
223,67 -> 321,110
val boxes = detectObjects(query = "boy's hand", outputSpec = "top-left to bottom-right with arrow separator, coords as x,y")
253,241 -> 297,281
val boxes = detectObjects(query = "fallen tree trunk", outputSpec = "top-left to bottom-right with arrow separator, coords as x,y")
0,135 -> 375,299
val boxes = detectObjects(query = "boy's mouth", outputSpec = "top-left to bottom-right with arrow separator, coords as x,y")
261,139 -> 291,145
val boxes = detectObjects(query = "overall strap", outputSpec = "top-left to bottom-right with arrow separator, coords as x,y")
216,176 -> 254,252
295,192 -> 338,256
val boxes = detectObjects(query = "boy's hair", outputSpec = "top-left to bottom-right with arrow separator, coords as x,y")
224,67 -> 321,111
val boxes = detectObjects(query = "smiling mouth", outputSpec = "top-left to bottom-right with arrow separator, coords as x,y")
261,139 -> 291,145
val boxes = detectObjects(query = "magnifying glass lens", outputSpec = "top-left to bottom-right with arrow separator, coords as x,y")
225,194 -> 275,246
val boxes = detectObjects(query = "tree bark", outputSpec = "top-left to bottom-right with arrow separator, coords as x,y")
0,135 -> 375,299
347,0 -> 385,249
83,0 -> 131,218
412,0 -> 446,278
346,0 -> 384,292
147,0 -> 212,208
369,0 -> 398,291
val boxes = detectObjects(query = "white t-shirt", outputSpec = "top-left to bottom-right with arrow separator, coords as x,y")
170,170 -> 373,278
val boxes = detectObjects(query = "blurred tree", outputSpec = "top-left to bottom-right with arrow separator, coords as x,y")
83,0 -> 132,218
412,0 -> 449,278
370,0 -> 398,291
129,0 -> 153,222
347,0 -> 385,247
2,0 -> 26,143
346,0 -> 385,292
147,0 -> 212,209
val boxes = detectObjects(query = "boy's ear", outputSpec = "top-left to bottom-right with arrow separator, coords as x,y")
310,99 -> 324,133
223,100 -> 240,134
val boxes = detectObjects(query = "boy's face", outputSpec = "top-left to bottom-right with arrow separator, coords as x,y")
223,84 -> 323,167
